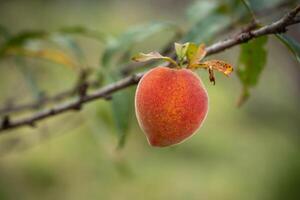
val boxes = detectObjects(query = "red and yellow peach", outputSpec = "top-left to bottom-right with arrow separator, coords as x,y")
135,66 -> 208,147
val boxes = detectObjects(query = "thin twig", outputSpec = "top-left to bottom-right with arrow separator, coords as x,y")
0,5 -> 299,132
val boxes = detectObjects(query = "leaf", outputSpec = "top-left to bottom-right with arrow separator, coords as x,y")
241,0 -> 288,12
50,34 -> 86,65
14,57 -> 42,100
276,34 -> 300,63
184,0 -> 264,44
237,36 -> 268,106
186,0 -> 219,23
112,88 -> 133,148
190,59 -> 233,85
101,22 -> 178,68
0,27 -> 105,62
183,12 -> 231,43
0,31 -> 47,56
194,60 -> 233,76
174,42 -> 189,64
189,43 -> 207,65
0,29 -> 42,100
240,0 -> 256,19
58,26 -> 108,43
174,42 -> 207,67
132,52 -> 178,67
4,31 -> 47,46
7,48 -> 77,69
105,74 -> 134,148
186,42 -> 198,63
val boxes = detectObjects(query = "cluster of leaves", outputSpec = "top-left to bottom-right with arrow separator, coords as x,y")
0,25 -> 107,100
0,0 -> 300,147
132,42 -> 234,85
236,0 -> 300,106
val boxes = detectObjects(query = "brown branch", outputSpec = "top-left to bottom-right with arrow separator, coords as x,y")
203,5 -> 300,55
0,71 -> 101,116
121,2 -> 297,75
0,73 -> 143,132
0,5 -> 299,132
0,31 -> 180,117
0,2 -> 295,116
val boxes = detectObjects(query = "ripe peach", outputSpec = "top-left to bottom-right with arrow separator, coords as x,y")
135,66 -> 208,147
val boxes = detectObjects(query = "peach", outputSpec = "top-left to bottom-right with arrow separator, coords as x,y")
135,66 -> 208,147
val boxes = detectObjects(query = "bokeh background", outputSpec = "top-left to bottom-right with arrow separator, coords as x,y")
0,0 -> 299,199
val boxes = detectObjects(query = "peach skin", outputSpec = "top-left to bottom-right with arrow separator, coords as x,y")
135,66 -> 208,147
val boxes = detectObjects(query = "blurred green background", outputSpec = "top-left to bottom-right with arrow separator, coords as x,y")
0,0 -> 299,199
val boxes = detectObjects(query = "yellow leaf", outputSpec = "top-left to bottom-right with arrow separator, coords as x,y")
194,60 -> 233,76
6,47 -> 77,69
186,43 -> 198,63
189,44 -> 206,65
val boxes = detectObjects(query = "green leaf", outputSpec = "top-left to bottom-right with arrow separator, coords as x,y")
7,47 -> 77,69
174,42 -> 208,67
186,0 -> 219,23
183,13 -> 231,43
14,57 -> 42,101
176,42 -> 207,67
105,74 -> 134,148
276,34 -> 300,63
58,26 -> 108,43
112,88 -> 133,148
0,31 -> 47,56
101,22 -> 178,68
174,42 -> 189,64
240,0 -> 256,19
245,0 -> 291,12
189,43 -> 206,65
50,34 -> 86,65
186,42 -> 198,63
0,29 -> 43,100
0,26 -> 106,61
184,0 -> 234,43
5,31 -> 47,46
132,51 -> 178,67
184,0 -> 270,44
237,36 -> 268,106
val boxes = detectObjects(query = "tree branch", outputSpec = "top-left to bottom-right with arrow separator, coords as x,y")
205,5 -> 300,55
0,3 -> 296,116
0,71 -> 101,116
0,5 -> 299,132
120,1 -> 298,75
0,73 -> 143,132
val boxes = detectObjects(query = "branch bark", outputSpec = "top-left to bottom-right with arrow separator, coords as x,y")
0,5 -> 299,132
